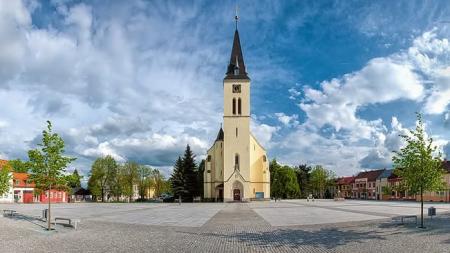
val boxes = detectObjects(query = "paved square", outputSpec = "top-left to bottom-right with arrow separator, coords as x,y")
1,200 -> 450,252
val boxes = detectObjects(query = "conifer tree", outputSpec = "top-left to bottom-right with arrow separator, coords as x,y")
170,156 -> 185,199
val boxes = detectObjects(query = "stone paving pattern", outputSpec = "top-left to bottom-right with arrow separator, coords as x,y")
1,200 -> 450,252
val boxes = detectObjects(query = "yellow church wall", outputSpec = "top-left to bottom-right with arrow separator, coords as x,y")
250,134 -> 271,199
204,140 -> 224,199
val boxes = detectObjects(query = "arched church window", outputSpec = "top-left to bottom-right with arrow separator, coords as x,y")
232,98 -> 236,115
263,155 -> 267,162
235,154 -> 240,170
207,155 -> 211,162
238,98 -> 242,115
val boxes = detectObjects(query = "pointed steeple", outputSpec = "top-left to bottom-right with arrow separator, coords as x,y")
225,11 -> 249,80
215,127 -> 224,141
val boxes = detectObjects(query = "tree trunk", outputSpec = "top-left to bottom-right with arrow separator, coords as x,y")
420,188 -> 424,228
101,188 -> 104,202
47,185 -> 52,230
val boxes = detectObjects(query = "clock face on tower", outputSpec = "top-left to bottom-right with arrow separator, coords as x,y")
232,84 -> 241,93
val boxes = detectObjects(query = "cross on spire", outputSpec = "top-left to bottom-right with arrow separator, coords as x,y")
235,5 -> 239,30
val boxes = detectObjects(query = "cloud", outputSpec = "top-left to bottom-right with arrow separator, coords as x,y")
444,142 -> 450,159
275,112 -> 299,127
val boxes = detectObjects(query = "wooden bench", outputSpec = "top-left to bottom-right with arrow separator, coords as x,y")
400,215 -> 417,224
54,217 -> 80,229
2,210 -> 17,217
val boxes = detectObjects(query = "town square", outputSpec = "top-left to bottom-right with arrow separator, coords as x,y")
2,0 -> 450,252
1,201 -> 450,252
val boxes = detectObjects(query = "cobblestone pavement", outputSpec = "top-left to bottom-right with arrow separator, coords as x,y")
1,202 -> 450,253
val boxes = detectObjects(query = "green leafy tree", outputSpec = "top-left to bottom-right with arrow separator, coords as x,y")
294,164 -> 312,198
28,121 -> 76,230
393,113 -> 445,228
0,163 -> 11,196
310,165 -> 335,198
270,160 -> 300,199
382,186 -> 392,197
66,169 -> 82,188
137,165 -> 152,200
8,159 -> 30,173
89,156 -> 118,202
120,161 -> 139,202
150,169 -> 167,198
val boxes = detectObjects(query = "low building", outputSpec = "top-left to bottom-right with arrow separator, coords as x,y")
376,169 -> 393,200
335,176 -> 354,198
70,187 -> 92,202
352,169 -> 385,200
387,173 -> 414,201
12,172 -> 39,203
13,172 -> 68,203
0,160 -> 14,203
418,160 -> 450,202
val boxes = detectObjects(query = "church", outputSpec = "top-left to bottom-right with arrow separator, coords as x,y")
203,19 -> 271,202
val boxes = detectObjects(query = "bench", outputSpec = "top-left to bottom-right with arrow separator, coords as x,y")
54,217 -> 80,230
400,215 -> 417,224
2,210 -> 17,217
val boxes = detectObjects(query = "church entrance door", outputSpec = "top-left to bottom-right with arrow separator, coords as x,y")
233,189 -> 241,201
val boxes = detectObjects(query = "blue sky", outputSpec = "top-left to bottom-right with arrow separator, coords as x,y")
0,0 -> 449,180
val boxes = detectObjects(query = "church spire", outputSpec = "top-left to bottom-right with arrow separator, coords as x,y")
225,6 -> 249,80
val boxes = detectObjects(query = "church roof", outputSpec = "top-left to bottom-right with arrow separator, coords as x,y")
225,29 -> 249,80
215,127 -> 224,142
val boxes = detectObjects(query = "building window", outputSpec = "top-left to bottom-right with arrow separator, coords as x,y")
232,98 -> 236,115
207,155 -> 211,162
235,154 -> 240,170
263,155 -> 267,162
238,98 -> 242,115
236,127 -> 238,137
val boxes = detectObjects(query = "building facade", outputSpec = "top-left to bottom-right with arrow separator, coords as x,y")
203,24 -> 270,202
352,169 -> 384,200
335,176 -> 354,198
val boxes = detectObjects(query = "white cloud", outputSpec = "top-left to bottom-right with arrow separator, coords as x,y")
275,112 -> 299,127
250,120 -> 278,148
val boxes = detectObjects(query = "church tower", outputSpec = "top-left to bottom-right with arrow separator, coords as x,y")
222,26 -> 252,201
203,12 -> 270,202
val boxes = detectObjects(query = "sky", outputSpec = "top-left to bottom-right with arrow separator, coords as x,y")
0,0 -> 450,182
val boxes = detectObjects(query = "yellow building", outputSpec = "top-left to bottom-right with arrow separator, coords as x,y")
203,23 -> 270,202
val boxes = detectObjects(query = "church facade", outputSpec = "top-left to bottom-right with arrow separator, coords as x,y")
203,25 -> 270,202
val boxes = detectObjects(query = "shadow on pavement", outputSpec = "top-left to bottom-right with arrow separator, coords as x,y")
3,213 -> 47,230
201,227 -> 386,249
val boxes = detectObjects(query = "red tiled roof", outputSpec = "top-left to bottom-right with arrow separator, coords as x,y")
12,172 -> 35,188
355,169 -> 385,181
337,176 -> 355,185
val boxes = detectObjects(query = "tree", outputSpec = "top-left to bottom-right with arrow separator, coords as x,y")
8,159 -> 30,173
310,165 -> 335,198
170,156 -> 185,200
392,113 -> 445,228
28,121 -> 75,230
0,163 -> 11,196
270,159 -> 300,199
89,156 -> 118,202
137,165 -> 152,200
182,145 -> 198,201
66,169 -> 82,188
150,169 -> 167,198
294,164 -> 312,198
120,161 -> 139,202
197,159 -> 205,198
